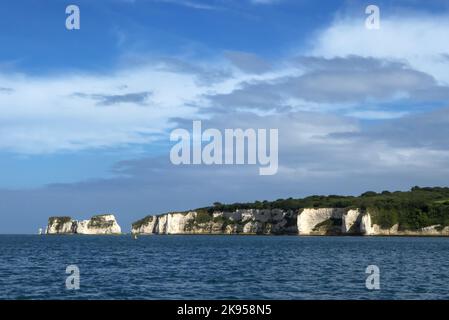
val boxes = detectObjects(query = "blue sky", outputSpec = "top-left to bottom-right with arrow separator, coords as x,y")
2,0 -> 449,232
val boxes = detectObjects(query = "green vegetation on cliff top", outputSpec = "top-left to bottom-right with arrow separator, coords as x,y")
131,215 -> 155,230
88,215 -> 114,228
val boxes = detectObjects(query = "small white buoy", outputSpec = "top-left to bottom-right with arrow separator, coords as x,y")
133,234 -> 138,240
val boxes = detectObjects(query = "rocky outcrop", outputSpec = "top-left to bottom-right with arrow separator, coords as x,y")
46,217 -> 76,234
131,209 -> 298,235
166,212 -> 196,234
362,222 -> 449,236
297,208 -> 345,235
359,212 -> 449,236
342,209 -> 363,234
360,212 -> 373,235
130,215 -> 158,234
46,214 -> 121,235
76,214 -> 122,235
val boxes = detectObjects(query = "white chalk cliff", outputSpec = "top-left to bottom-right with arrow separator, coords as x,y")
131,207 -> 449,236
359,212 -> 373,235
47,208 -> 449,236
46,214 -> 121,235
297,208 -> 345,235
131,209 -> 297,235
342,209 -> 363,234
46,217 -> 75,234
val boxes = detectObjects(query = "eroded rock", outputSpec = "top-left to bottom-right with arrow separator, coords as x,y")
46,214 -> 121,235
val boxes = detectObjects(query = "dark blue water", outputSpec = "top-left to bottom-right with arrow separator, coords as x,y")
1,235 -> 449,299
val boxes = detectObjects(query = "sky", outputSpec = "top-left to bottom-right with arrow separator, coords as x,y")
2,0 -> 449,233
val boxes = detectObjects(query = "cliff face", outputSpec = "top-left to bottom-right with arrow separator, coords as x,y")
297,208 -> 345,235
131,208 -> 449,236
46,209 -> 449,236
296,208 -> 368,235
342,209 -> 363,234
76,214 -> 122,235
131,209 -> 298,235
362,221 -> 449,236
46,217 -> 76,234
354,210 -> 449,236
359,212 -> 372,235
46,214 -> 121,235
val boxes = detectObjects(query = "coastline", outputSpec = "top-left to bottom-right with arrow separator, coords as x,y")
34,233 -> 449,237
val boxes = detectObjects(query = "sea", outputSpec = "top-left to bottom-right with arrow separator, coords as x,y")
1,235 -> 449,300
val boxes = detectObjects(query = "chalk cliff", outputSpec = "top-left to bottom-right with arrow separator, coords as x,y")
47,208 -> 449,236
359,212 -> 373,235
46,217 -> 75,234
131,209 -> 298,235
356,210 -> 449,236
362,221 -> 449,236
342,209 -> 364,234
46,214 -> 121,235
131,208 -> 449,236
297,208 -> 345,235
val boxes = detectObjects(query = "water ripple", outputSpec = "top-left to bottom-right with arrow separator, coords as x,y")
1,235 -> 449,299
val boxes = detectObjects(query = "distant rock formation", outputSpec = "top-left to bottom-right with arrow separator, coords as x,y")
46,216 -> 75,234
46,214 -> 121,235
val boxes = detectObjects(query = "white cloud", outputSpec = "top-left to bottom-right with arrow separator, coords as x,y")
309,14 -> 449,85
0,63 -> 224,154
4,12 -> 449,155
0,56 -> 297,154
207,55 -> 449,116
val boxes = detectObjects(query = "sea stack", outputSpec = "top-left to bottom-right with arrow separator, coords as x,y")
46,214 -> 121,235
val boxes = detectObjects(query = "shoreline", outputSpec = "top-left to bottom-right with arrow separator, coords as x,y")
7,233 -> 449,238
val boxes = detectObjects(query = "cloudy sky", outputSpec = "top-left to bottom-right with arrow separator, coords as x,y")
1,0 -> 449,233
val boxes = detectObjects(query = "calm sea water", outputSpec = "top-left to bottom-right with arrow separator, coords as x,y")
1,235 -> 449,300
